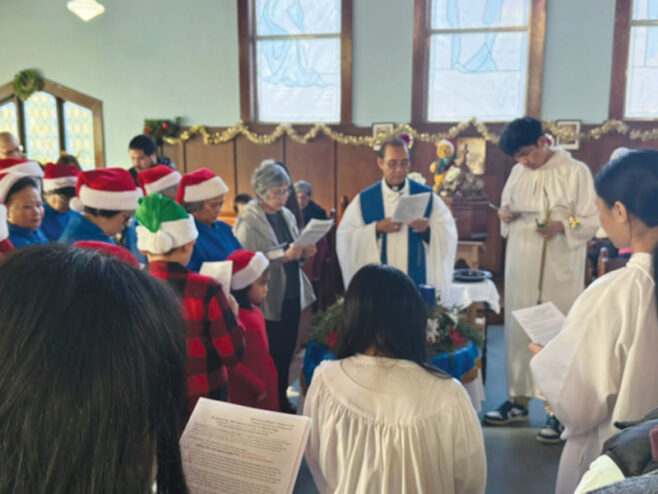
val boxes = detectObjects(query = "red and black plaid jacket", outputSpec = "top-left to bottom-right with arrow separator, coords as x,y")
149,261 -> 245,416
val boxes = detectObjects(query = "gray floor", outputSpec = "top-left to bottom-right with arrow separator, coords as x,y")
291,325 -> 562,493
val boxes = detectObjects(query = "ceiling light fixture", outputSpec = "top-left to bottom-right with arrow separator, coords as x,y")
67,0 -> 105,22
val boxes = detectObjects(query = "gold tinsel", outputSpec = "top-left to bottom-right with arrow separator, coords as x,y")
162,118 -> 658,147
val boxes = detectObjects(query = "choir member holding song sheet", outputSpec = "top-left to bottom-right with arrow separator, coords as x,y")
336,137 -> 457,298
530,149 -> 658,494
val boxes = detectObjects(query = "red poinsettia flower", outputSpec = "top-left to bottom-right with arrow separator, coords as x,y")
448,328 -> 467,347
162,122 -> 169,130
326,329 -> 339,349
144,126 -> 151,134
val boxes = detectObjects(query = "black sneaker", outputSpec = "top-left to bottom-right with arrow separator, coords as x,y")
484,400 -> 529,425
536,414 -> 564,444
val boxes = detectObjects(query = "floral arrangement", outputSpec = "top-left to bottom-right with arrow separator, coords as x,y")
13,69 -> 44,101
407,171 -> 427,185
310,298 -> 483,356
438,165 -> 486,201
143,117 -> 182,146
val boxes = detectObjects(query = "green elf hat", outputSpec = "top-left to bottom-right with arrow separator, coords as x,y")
135,193 -> 198,254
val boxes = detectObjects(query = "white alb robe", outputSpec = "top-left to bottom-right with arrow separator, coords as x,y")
531,253 -> 658,494
501,149 -> 599,397
336,178 -> 457,299
304,354 -> 487,494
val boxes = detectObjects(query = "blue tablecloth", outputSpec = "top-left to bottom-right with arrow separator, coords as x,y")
303,340 -> 479,388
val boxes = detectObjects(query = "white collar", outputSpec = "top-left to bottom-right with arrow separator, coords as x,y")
381,178 -> 409,202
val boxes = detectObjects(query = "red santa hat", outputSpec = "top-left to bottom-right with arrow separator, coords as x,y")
0,204 -> 7,242
0,171 -> 32,204
70,168 -> 142,212
73,240 -> 141,267
43,162 -> 79,192
0,158 -> 44,178
176,168 -> 228,204
227,249 -> 269,290
137,165 -> 182,196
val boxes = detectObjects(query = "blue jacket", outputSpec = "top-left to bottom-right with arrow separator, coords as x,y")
123,218 -> 147,265
188,219 -> 242,272
8,223 -> 48,247
59,214 -> 116,245
41,203 -> 79,241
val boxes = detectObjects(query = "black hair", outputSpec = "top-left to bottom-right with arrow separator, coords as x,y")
83,206 -> 123,218
129,134 -> 157,156
0,244 -> 188,494
47,186 -> 76,199
56,154 -> 81,169
378,136 -> 408,159
498,116 -> 544,157
232,286 -> 252,310
595,149 -> 658,313
334,264 -> 447,377
234,193 -> 252,213
5,176 -> 39,205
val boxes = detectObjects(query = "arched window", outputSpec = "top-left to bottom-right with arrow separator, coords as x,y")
0,78 -> 104,169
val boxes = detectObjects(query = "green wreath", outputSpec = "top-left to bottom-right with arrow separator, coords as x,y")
13,69 -> 44,101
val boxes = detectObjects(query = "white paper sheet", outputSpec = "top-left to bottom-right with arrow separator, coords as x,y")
294,218 -> 334,247
391,192 -> 432,224
512,302 -> 566,346
180,398 -> 312,494
199,261 -> 233,298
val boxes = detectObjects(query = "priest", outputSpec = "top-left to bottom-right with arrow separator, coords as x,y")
336,137 -> 457,298
483,117 -> 599,442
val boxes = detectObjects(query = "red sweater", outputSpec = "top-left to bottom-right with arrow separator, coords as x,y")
228,306 -> 279,411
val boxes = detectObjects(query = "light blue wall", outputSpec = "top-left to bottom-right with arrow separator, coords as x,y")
0,0 -> 620,165
541,0 -> 616,123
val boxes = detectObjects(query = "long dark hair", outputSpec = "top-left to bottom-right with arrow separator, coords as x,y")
335,263 -> 447,377
595,148 -> 658,313
0,245 -> 188,494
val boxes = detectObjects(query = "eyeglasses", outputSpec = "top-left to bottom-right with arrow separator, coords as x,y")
268,187 -> 291,199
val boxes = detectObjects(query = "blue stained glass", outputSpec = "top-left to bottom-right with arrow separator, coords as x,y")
0,100 -> 18,137
626,26 -> 658,117
64,101 -> 95,170
256,0 -> 340,36
24,92 -> 59,164
432,0 -> 529,30
633,0 -> 658,20
427,31 -> 528,121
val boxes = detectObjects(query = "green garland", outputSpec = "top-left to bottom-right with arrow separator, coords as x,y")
143,117 -> 182,146
13,69 -> 44,101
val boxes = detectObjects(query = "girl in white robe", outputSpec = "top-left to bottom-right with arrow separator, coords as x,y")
304,264 -> 486,494
530,149 -> 658,494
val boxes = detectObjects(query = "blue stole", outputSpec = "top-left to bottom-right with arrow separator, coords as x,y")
58,214 -> 116,245
41,203 -> 79,241
8,223 -> 49,248
187,219 -> 242,272
360,179 -> 433,285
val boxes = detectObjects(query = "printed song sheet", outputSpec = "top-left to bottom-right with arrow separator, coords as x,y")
295,218 -> 334,246
392,193 -> 431,224
181,398 -> 312,494
512,302 -> 566,346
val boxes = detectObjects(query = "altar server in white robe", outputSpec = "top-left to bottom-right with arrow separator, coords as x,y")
484,118 -> 599,442
336,137 -> 457,298
530,149 -> 658,494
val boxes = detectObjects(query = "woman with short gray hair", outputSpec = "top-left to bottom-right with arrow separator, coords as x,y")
234,159 -> 316,414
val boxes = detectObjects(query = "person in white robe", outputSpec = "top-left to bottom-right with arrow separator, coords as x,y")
530,149 -> 658,494
304,264 -> 486,494
484,118 -> 599,442
336,137 -> 457,299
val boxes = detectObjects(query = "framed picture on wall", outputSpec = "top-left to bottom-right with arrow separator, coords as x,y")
372,122 -> 395,151
555,120 -> 581,150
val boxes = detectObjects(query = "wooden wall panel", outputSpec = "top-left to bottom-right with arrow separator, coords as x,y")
284,135 -> 336,213
234,135 -> 284,198
184,134 -> 236,213
335,142 -> 380,204
161,142 -> 185,173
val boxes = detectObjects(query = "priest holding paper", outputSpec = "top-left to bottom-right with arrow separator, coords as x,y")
336,137 -> 457,299
484,117 -> 599,442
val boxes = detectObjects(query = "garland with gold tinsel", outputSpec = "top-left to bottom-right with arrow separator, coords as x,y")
162,118 -> 658,147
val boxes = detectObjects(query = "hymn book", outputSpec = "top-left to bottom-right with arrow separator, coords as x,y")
512,302 -> 566,346
180,398 -> 312,494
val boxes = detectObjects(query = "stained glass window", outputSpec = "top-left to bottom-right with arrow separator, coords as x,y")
24,91 -> 60,164
626,0 -> 658,118
64,101 -> 95,170
428,0 -> 531,122
0,100 -> 18,137
255,0 -> 342,123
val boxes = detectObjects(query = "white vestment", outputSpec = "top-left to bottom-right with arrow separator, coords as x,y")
501,149 -> 599,397
530,253 -> 658,494
304,355 -> 487,494
336,178 -> 457,299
